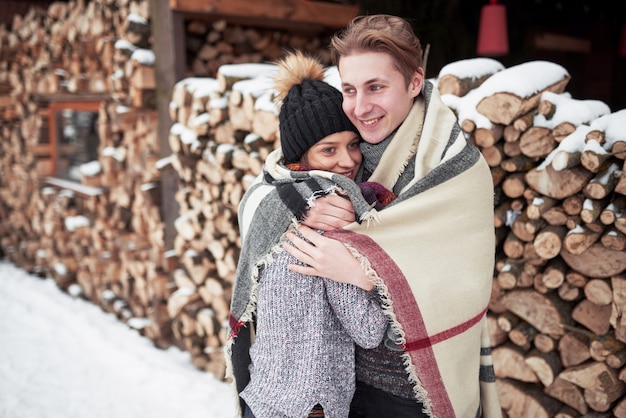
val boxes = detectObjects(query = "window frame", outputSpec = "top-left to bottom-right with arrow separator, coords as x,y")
33,93 -> 109,181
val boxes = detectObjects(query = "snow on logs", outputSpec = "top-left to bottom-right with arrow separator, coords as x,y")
439,58 -> 626,417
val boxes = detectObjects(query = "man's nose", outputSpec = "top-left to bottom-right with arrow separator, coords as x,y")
353,92 -> 370,116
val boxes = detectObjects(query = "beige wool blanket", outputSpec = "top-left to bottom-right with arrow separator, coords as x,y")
227,82 -> 502,418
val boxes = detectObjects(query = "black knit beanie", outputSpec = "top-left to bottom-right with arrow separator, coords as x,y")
279,79 -> 358,164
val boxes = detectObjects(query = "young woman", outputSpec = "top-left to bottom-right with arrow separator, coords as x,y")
230,51 -> 394,418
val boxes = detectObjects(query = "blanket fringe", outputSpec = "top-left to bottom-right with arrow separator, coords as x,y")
359,208 -> 380,227
343,243 -> 435,417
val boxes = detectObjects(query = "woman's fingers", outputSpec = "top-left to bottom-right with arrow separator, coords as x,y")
287,261 -> 318,277
285,226 -> 373,290
283,236 -> 323,277
293,225 -> 320,245
284,232 -> 315,262
303,194 -> 355,230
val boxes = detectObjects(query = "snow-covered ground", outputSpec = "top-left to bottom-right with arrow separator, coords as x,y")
0,259 -> 236,418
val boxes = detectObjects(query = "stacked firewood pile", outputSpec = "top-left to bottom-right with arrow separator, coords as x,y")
155,17 -> 333,379
0,0 -> 335,377
165,66 -> 280,377
184,17 -> 332,76
440,58 -> 626,418
0,0 -> 176,347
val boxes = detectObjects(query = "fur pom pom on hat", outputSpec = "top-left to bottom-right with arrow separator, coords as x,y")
274,51 -> 358,164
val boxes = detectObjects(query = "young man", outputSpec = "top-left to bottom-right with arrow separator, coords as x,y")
283,15 -> 502,418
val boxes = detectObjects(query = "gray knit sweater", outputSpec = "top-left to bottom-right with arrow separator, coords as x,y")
240,234 -> 387,418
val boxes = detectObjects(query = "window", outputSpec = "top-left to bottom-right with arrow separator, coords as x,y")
31,94 -> 109,180
48,100 -> 102,181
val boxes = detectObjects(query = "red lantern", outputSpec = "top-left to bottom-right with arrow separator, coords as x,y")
477,0 -> 509,56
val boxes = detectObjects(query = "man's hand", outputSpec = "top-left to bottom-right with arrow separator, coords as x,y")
302,194 -> 355,231
284,225 -> 373,291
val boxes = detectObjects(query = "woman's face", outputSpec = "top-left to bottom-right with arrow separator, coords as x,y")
300,131 -> 362,180
339,51 -> 423,145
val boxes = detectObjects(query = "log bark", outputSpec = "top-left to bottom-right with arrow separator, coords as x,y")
551,149 -> 581,172
558,331 -> 592,368
583,279 -> 613,306
589,333 -> 625,363
477,76 -> 570,126
583,163 -> 620,199
533,225 -> 567,260
526,164 -> 595,200
559,361 -> 626,413
560,243 -> 626,278
437,72 -> 493,97
552,122 -> 577,143
501,289 -> 572,337
562,224 -> 602,255
545,377 -> 589,414
571,299 -> 612,335
493,344 -> 540,383
519,127 -> 557,158
497,378 -> 565,418
525,349 -> 562,386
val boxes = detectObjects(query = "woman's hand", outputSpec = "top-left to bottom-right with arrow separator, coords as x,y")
302,194 -> 355,231
284,225 -> 373,291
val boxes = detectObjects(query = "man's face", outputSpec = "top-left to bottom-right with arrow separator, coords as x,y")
339,51 -> 423,144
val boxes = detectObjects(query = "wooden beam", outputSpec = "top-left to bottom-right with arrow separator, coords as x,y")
31,93 -> 110,104
169,0 -> 359,32
533,32 -> 591,54
150,0 -> 184,252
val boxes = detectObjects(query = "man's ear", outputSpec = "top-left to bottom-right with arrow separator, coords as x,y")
409,68 -> 425,98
